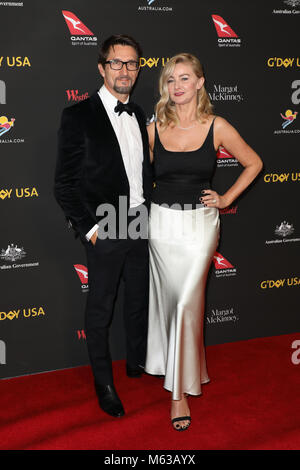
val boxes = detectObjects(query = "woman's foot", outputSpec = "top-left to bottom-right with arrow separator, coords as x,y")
171,394 -> 191,431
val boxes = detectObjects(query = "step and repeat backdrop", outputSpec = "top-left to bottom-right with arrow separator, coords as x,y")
0,0 -> 299,379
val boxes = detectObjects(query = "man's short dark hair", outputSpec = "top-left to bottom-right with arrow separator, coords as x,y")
98,34 -> 142,65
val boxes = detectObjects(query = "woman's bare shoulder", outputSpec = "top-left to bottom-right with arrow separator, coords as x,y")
147,121 -> 155,143
213,115 -> 232,130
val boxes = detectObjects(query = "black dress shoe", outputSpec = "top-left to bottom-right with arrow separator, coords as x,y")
94,383 -> 125,417
126,364 -> 144,378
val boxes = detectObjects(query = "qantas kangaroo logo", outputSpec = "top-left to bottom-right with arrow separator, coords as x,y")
217,146 -> 234,159
213,252 -> 234,269
213,252 -> 237,277
74,264 -> 88,284
212,15 -> 238,38
62,11 -> 94,35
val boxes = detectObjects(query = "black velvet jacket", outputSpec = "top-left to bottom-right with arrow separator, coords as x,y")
54,92 -> 153,238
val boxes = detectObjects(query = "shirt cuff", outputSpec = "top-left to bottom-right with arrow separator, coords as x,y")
85,224 -> 99,241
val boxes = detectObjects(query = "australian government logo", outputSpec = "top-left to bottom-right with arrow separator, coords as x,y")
62,10 -> 97,46
273,0 -> 300,14
0,243 -> 39,270
138,0 -> 173,12
265,221 -> 300,245
206,306 -> 239,325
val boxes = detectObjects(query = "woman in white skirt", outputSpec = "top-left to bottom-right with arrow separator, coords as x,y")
145,53 -> 262,431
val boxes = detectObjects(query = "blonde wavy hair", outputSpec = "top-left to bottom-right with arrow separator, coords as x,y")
156,53 -> 213,130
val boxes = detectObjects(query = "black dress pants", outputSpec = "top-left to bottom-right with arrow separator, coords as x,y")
84,236 -> 149,386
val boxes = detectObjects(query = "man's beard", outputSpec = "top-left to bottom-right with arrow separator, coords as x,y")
113,76 -> 133,94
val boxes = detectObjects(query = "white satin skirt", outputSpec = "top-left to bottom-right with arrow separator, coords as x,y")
145,203 -> 220,400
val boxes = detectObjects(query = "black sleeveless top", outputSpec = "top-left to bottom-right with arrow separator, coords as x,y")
152,118 -> 217,209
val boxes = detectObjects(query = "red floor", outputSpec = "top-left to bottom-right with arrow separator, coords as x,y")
1,333 -> 299,450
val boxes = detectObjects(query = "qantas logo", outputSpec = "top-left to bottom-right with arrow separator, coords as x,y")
212,15 -> 237,37
213,252 -> 233,269
213,252 -> 237,277
74,264 -> 89,292
74,264 -> 88,284
212,15 -> 241,47
62,11 -> 97,46
217,146 -> 238,168
217,146 -> 234,159
62,10 -> 94,35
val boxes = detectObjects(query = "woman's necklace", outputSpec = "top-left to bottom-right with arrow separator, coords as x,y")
177,124 -> 196,130
176,121 -> 197,130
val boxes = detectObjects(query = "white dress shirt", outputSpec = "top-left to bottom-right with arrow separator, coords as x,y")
86,85 -> 145,240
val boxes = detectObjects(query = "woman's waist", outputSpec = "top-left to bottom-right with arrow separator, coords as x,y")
153,180 -> 211,194
154,174 -> 210,187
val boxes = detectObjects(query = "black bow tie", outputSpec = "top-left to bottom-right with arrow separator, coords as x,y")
114,100 -> 134,116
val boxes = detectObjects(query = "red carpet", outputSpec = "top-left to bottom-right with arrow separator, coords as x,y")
1,333 -> 299,450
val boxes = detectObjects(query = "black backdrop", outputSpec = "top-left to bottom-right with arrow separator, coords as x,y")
1,0 -> 299,379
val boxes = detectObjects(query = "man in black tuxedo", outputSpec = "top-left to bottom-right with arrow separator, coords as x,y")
54,35 -> 152,418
